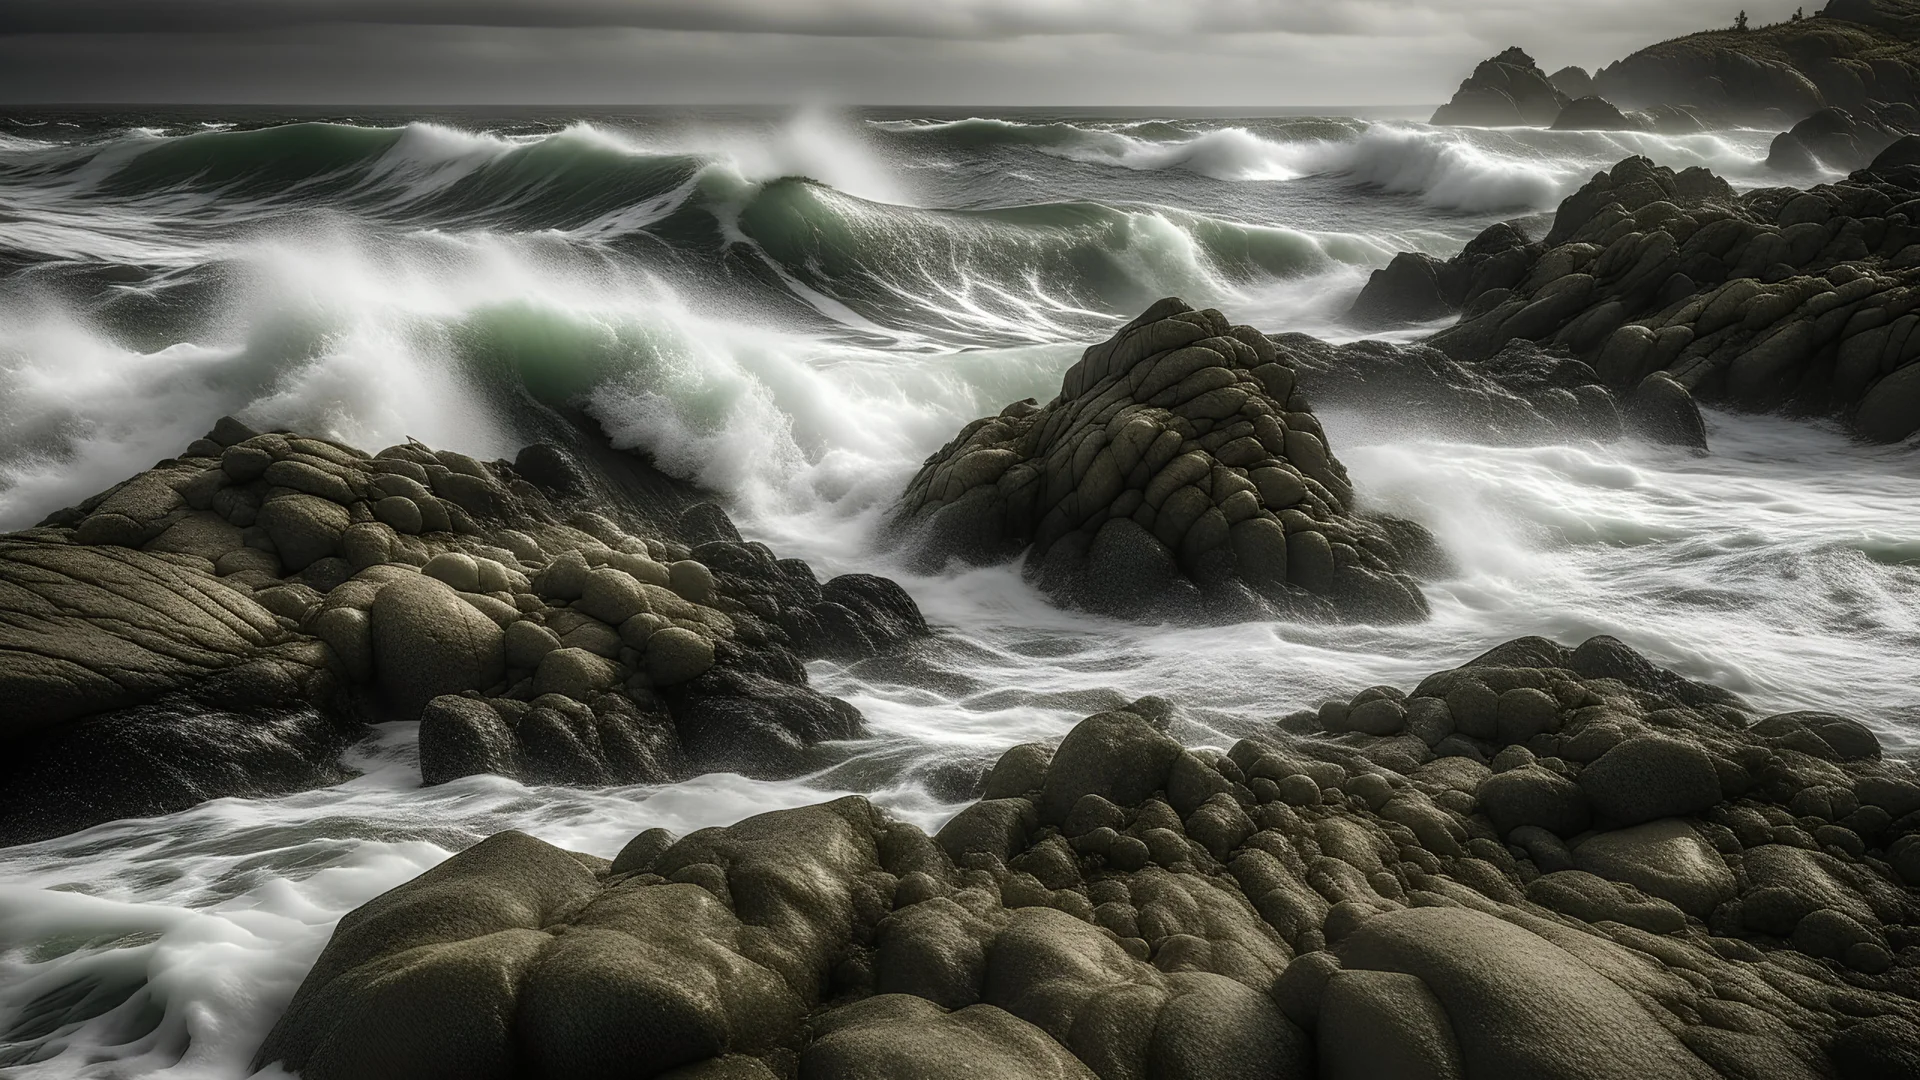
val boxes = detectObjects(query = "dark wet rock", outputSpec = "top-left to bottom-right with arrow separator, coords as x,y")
1769,107 -> 1907,172
267,633 -> 1920,1079
1553,96 -> 1646,131
2,421 -> 929,843
889,298 -> 1433,623
1366,149 -> 1920,442
1549,65 -> 1596,99
1280,333 -> 1653,447
1432,47 -> 1570,127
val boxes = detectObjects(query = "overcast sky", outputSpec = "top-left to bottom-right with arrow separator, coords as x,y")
0,1 -> 1809,106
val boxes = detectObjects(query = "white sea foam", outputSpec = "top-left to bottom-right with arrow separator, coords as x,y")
0,108 -> 1916,1080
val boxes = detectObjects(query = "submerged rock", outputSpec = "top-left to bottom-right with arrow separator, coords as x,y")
260,634 -> 1920,1080
0,420 -> 928,844
888,298 -> 1434,623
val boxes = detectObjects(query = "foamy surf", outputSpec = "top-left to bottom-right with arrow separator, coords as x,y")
0,104 -> 1915,1080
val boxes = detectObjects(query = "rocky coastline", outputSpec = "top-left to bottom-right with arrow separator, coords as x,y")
2,86 -> 1918,1080
1430,0 -> 1920,172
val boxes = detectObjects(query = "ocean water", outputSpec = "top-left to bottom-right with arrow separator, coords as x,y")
0,105 -> 1915,1077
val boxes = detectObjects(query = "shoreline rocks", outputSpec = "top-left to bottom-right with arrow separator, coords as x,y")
0,420 -> 928,845
1351,148 -> 1920,442
256,634 -> 1920,1080
887,299 -> 1436,624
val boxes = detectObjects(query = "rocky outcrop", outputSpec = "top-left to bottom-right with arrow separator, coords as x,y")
1553,95 -> 1646,131
887,299 -> 1436,624
1431,47 -> 1570,127
0,421 -> 927,844
257,635 -> 1920,1080
1355,149 -> 1920,441
1590,2 -> 1904,125
1550,65 -> 1597,99
1770,105 -> 1912,170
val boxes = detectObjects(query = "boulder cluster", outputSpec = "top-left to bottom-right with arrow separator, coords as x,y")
0,419 -> 926,844
887,299 -> 1436,624
1351,148 -> 1920,442
257,635 -> 1920,1080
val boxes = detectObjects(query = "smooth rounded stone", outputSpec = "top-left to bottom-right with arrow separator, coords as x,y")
418,695 -> 519,785
373,495 -> 424,535
1479,764 -> 1591,837
1444,681 -> 1499,740
536,551 -> 592,601
576,567 -> 649,626
1036,710 -> 1182,824
1577,734 -> 1721,826
256,494 -> 351,572
1752,711 -> 1882,762
309,605 -> 372,684
668,560 -> 716,605
368,574 -> 506,719
1285,529 -> 1335,593
1495,687 -> 1560,744
503,620 -> 562,670
802,995 -> 1097,1080
1317,969 -> 1465,1080
534,647 -> 621,701
936,798 -> 1035,863
1338,906 -> 1708,1080
1275,773 -> 1321,807
1573,818 -> 1734,917
982,743 -> 1053,800
1227,516 -> 1289,587
646,626 -> 715,687
1625,373 -> 1709,450
421,552 -> 481,592
1404,697 -> 1454,747
1346,698 -> 1408,736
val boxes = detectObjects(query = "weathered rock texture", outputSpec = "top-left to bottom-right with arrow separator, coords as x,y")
0,421 -> 927,844
257,636 -> 1920,1080
1592,0 -> 1920,136
1430,47 -> 1571,127
888,299 -> 1436,623
1352,149 -> 1920,442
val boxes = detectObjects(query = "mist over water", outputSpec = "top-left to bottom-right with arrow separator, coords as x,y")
0,106 -> 1912,1078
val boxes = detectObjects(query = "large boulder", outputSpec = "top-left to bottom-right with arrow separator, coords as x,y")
369,574 -> 506,717
889,298 -> 1433,622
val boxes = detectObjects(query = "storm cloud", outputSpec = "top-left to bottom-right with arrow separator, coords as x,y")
0,0 -> 1807,105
